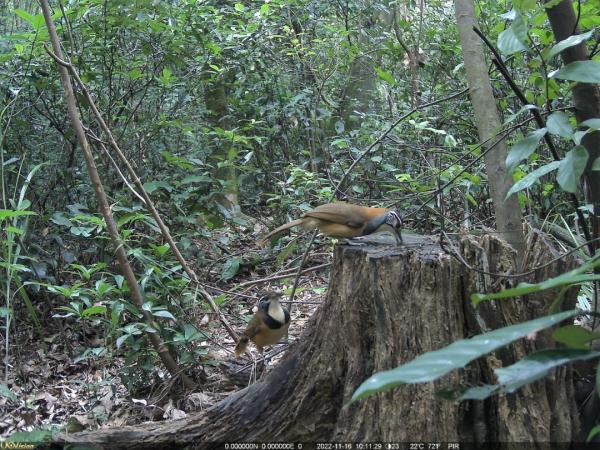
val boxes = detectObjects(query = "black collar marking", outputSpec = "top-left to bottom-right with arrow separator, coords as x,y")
263,308 -> 290,329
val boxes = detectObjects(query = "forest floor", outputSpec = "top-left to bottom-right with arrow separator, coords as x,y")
0,220 -> 332,438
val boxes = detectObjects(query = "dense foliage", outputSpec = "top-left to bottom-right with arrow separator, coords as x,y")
1,0 -> 600,438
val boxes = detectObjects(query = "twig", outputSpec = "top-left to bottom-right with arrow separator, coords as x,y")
472,26 -> 593,256
40,2 -> 195,388
440,230 -> 600,278
237,263 -> 331,288
43,43 -> 238,342
287,230 -> 319,316
405,117 -> 534,220
334,88 -> 469,194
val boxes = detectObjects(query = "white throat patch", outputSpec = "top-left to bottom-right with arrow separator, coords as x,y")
267,299 -> 285,323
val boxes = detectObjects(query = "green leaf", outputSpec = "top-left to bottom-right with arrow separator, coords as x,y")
496,348 -> 600,393
275,241 -> 298,266
506,160 -> 561,199
221,257 -> 241,281
546,111 -> 573,138
0,209 -> 36,221
446,348 -> 600,401
116,333 -> 131,349
159,68 -> 175,86
144,181 -> 174,193
152,309 -> 176,320
374,67 -> 397,86
504,104 -> 539,125
588,425 -> 600,442
181,175 -> 212,184
113,275 -> 125,289
547,31 -> 594,60
95,280 -> 114,297
82,305 -> 107,317
581,118 -> 600,131
7,429 -> 55,443
472,256 -> 600,304
506,128 -> 547,172
351,310 -> 579,402
6,226 -> 24,235
234,3 -> 245,11
557,145 -> 588,193
552,325 -> 600,349
596,359 -> 600,409
552,61 -> 600,83
439,384 -> 500,401
51,213 -> 73,227
14,9 -> 45,31
475,274 -> 600,303
0,383 -> 17,402
498,12 -> 528,55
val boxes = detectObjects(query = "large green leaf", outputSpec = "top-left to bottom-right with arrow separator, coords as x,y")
374,67 -> 397,86
0,383 -> 17,402
581,118 -> 600,131
14,9 -> 45,32
221,257 -> 241,281
439,384 -> 499,401
506,161 -> 561,199
546,111 -> 573,139
506,128 -> 547,172
552,325 -> 600,349
552,61 -> 600,83
557,145 -> 588,193
0,209 -> 36,221
498,12 -> 528,55
472,255 -> 600,304
546,31 -> 594,60
588,424 -> 600,443
496,349 -> 600,392
503,104 -> 539,125
447,348 -> 600,400
351,310 -> 579,402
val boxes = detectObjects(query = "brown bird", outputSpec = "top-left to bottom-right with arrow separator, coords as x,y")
260,202 -> 403,245
234,292 -> 290,357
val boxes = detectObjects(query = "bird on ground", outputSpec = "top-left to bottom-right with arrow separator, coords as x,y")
260,202 -> 403,245
234,292 -> 290,357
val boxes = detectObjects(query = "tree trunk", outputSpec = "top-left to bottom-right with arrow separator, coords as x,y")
204,76 -> 240,217
58,232 -> 580,447
340,6 -> 378,130
454,0 -> 526,259
545,0 -> 600,251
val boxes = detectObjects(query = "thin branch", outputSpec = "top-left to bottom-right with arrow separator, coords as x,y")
39,1 -> 195,389
473,26 -> 593,255
237,263 -> 331,288
43,44 -> 238,342
334,88 -> 469,195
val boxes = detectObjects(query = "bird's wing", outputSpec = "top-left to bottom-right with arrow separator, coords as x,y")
305,203 -> 387,228
242,314 -> 264,340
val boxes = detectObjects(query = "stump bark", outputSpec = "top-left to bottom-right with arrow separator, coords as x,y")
59,231 -> 581,448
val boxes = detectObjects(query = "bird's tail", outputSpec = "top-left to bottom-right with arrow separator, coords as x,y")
259,219 -> 304,245
234,336 -> 250,357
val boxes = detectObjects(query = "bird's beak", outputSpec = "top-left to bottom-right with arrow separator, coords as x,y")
379,224 -> 403,245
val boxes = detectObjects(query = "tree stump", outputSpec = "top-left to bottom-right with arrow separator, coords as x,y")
58,231 -> 581,448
